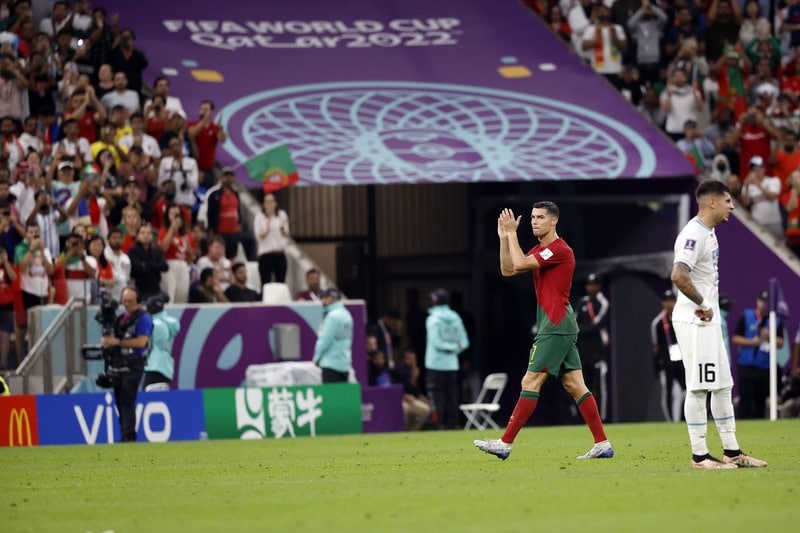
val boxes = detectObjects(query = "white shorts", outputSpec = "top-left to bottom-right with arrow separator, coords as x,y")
673,322 -> 734,392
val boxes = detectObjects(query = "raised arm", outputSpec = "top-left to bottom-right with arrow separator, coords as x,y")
498,208 -> 539,276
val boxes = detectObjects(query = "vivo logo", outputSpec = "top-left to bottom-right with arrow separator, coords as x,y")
73,392 -> 172,444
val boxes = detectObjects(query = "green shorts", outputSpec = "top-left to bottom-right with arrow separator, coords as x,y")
527,333 -> 582,378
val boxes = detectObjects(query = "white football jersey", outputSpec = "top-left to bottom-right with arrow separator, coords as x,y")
672,217 -> 721,325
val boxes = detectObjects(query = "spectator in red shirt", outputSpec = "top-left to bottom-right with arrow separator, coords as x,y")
62,87 -> 106,144
144,94 -> 169,144
203,167 -> 241,259
158,204 -> 195,304
119,205 -> 142,253
737,106 -> 779,174
771,128 -> 800,203
187,100 -> 227,189
0,247 -> 17,369
784,171 -> 800,256
149,179 -> 191,232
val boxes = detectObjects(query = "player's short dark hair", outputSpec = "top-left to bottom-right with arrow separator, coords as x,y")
695,180 -> 730,200
532,201 -> 559,218
231,261 -> 246,273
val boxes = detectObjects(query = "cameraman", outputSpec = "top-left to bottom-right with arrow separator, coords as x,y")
100,286 -> 153,442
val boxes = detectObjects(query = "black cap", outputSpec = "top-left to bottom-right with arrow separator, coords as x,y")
430,288 -> 449,305
661,289 -> 676,300
320,288 -> 341,300
586,273 -> 600,284
145,292 -> 169,314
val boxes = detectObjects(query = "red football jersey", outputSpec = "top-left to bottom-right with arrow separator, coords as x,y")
528,238 -> 579,334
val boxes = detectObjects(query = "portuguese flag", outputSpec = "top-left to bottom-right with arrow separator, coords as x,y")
244,144 -> 299,193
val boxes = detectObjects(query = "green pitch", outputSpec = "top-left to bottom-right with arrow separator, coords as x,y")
4,421 -> 800,532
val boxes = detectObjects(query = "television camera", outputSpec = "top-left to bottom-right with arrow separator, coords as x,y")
81,291 -> 125,388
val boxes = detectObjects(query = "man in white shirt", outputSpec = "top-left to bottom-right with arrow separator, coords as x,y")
53,118 -> 92,167
0,116 -> 24,172
581,4 -> 628,88
661,69 -> 704,141
104,227 -> 131,301
670,179 -> 767,470
19,116 -> 43,155
144,76 -> 186,118
118,112 -> 161,158
15,222 -> 53,310
157,135 -> 199,208
100,72 -> 140,116
196,236 -> 232,291
58,233 -> 97,303
38,0 -> 71,37
740,155 -> 784,242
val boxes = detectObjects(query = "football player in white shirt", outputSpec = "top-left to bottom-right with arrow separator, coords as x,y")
670,180 -> 767,470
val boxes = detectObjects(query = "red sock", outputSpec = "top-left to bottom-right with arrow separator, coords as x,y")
501,391 -> 539,444
577,392 -> 607,443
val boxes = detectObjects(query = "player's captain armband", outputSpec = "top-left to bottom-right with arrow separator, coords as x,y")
669,344 -> 682,362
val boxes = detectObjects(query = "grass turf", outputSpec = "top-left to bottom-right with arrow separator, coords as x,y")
4,420 -> 800,532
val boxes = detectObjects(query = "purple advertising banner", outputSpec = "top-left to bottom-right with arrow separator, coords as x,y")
169,302 -> 367,389
112,0 -> 694,187
54,301 -> 368,392
719,219 -> 800,353
361,385 -> 406,433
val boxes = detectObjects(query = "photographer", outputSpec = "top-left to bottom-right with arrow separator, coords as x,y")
143,293 -> 179,391
100,286 -> 153,442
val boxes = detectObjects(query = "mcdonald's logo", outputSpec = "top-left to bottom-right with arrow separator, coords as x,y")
9,408 -> 33,447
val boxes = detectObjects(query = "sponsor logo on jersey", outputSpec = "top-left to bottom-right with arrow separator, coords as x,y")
539,248 -> 553,260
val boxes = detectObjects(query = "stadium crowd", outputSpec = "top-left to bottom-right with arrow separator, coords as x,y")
529,0 -> 800,257
0,0 -> 274,370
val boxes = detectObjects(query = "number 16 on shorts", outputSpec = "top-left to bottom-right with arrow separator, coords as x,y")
697,363 -> 716,384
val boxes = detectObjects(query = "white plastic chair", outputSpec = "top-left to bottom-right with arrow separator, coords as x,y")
459,373 -> 508,430
261,282 -> 293,304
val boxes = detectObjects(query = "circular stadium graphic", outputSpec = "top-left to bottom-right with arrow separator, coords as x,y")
220,81 -> 655,185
